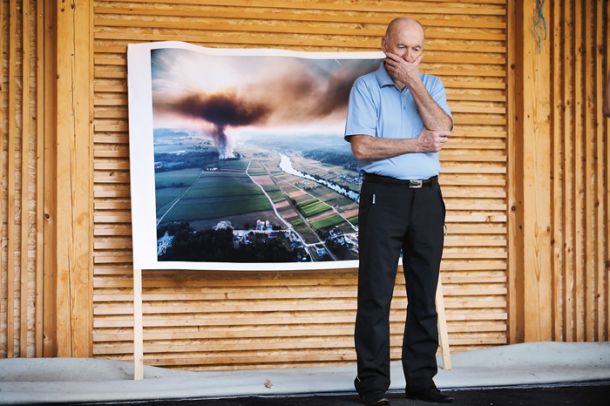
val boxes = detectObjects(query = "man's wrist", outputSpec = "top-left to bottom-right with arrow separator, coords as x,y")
405,72 -> 422,89
405,137 -> 421,153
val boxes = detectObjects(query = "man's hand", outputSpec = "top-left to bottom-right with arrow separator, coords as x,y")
416,129 -> 449,152
384,52 -> 422,86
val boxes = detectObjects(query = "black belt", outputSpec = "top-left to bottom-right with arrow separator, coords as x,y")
362,173 -> 438,188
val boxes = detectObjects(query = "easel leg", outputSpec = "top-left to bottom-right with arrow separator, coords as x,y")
133,268 -> 144,380
436,278 -> 452,370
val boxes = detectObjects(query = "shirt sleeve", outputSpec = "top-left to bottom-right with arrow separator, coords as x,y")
429,76 -> 452,118
344,78 -> 377,142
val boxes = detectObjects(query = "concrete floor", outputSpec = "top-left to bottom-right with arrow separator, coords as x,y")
0,342 -> 609,404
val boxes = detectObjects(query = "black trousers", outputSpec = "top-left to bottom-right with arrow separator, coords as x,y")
354,176 -> 445,398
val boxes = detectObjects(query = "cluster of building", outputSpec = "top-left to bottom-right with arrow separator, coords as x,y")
156,220 -> 358,262
157,231 -> 175,256
327,227 -> 359,256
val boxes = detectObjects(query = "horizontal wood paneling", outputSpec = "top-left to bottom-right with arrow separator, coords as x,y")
92,0 -> 510,369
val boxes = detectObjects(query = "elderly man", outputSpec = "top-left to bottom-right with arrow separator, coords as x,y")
345,17 -> 454,405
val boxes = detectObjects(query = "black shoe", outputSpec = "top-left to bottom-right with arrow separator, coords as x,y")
359,395 -> 390,406
354,377 -> 391,405
405,386 -> 454,403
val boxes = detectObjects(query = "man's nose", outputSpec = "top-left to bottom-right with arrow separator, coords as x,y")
404,49 -> 414,62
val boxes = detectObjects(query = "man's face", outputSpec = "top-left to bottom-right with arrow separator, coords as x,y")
381,23 -> 424,63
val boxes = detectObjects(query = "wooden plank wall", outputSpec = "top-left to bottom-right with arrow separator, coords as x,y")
547,0 -> 609,342
510,0 -> 609,343
91,0 -> 509,370
0,0 -> 44,358
2,0 -> 607,369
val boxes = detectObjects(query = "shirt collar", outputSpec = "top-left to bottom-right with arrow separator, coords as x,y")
375,62 -> 395,88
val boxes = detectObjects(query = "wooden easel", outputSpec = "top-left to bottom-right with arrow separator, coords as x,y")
436,279 -> 452,369
133,268 -> 144,380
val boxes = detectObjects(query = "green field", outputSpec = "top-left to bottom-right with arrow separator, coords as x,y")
347,216 -> 359,225
289,217 -> 304,227
218,160 -> 248,171
157,169 -> 275,222
156,187 -> 189,212
262,184 -> 280,192
310,214 -> 345,230
293,223 -> 319,244
296,199 -> 332,218
247,161 -> 267,175
155,168 -> 201,188
305,185 -> 332,199
325,196 -> 355,207
260,185 -> 283,203
188,174 -> 261,198
163,195 -> 272,222
267,191 -> 285,203
155,168 -> 203,212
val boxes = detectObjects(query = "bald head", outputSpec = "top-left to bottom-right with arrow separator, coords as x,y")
381,17 -> 425,65
384,17 -> 425,43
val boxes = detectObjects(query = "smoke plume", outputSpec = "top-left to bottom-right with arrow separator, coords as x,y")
166,93 -> 270,158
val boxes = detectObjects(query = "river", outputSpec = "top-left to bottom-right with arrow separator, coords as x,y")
278,153 -> 360,202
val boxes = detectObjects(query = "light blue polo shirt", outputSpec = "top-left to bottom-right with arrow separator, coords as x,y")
344,63 -> 452,180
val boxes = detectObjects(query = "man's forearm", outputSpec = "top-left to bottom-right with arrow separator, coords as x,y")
407,78 -> 453,131
350,135 -> 420,161
349,130 -> 448,161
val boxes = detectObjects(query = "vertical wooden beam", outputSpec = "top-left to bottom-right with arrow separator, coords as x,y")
6,0 -> 18,358
35,0 -> 45,357
551,0 -> 564,341
518,0 -> 553,341
507,0 -> 525,344
562,0 -> 575,342
584,0 -> 595,341
21,0 -> 32,357
0,0 -> 5,360
55,0 -> 93,357
42,0 -> 57,357
595,0 -> 607,342
604,1 -> 610,346
574,0 -> 585,342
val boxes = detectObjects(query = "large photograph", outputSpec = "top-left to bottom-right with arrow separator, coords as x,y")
128,42 -> 382,270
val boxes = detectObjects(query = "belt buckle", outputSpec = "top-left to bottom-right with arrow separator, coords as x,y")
409,179 -> 423,189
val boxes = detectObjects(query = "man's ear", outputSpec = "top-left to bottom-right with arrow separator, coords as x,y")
380,36 -> 387,53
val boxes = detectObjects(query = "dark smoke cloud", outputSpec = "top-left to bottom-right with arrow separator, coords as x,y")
155,59 -> 379,158
159,92 -> 270,158
172,93 -> 270,128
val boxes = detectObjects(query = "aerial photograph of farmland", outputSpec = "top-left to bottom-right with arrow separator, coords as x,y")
151,47 -> 379,264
